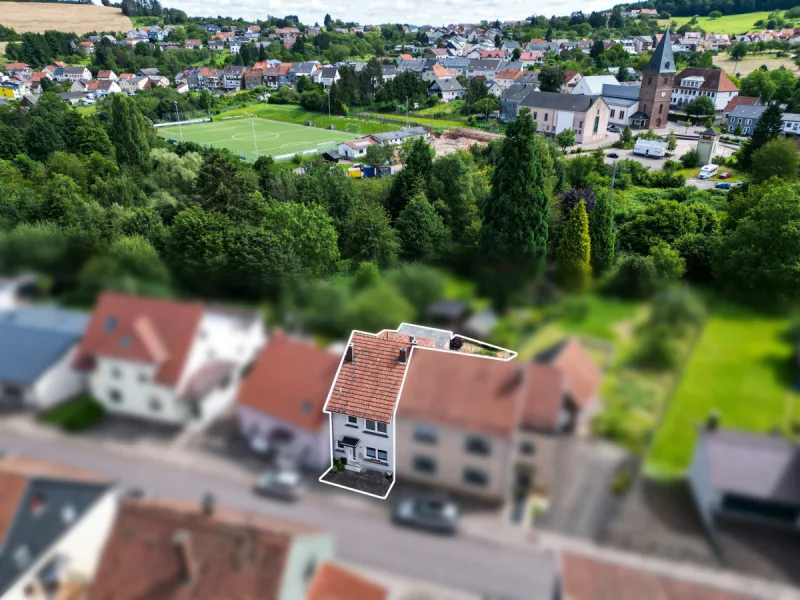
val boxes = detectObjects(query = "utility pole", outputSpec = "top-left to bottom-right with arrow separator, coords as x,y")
250,114 -> 258,158
174,100 -> 184,142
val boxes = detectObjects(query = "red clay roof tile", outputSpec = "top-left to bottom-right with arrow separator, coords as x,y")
305,562 -> 387,600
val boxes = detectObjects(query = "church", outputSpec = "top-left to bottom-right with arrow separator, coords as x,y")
630,28 -> 675,130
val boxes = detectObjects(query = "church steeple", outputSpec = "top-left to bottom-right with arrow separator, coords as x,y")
643,27 -> 676,74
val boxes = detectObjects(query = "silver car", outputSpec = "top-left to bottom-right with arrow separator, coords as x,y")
254,468 -> 306,501
392,497 -> 460,534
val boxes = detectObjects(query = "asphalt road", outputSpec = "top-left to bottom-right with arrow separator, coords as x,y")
0,430 -> 557,599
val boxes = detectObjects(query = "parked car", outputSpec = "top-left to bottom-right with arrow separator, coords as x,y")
607,152 -> 619,159
718,172 -> 732,179
715,182 -> 732,190
392,496 -> 460,534
607,125 -> 622,133
254,467 -> 306,501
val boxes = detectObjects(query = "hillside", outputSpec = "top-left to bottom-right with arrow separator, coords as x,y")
0,2 -> 132,34
662,11 -> 775,34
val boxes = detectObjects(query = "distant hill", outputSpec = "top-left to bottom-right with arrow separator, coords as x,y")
616,0 -> 795,18
0,2 -> 132,34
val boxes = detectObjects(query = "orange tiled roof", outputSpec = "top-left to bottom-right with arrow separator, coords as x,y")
237,333 -> 340,432
306,563 -> 388,600
324,330 -> 435,422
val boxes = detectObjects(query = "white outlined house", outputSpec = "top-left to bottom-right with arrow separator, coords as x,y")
319,323 -> 516,499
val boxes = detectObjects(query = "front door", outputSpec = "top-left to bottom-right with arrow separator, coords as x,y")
347,445 -> 357,463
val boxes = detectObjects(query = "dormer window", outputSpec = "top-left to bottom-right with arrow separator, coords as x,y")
105,316 -> 117,332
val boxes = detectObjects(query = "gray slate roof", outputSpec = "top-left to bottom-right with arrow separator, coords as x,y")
702,429 -> 800,506
519,90 -> 603,112
431,78 -> 464,92
467,58 -> 503,71
602,83 -> 640,100
502,83 -> 533,102
0,472 -> 110,595
728,105 -> 766,120
643,28 -> 676,74
0,306 -> 88,385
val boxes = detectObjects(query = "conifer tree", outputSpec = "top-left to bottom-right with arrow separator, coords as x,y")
589,192 -> 615,275
557,200 -> 591,293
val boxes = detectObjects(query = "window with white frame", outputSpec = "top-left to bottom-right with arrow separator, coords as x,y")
347,416 -> 358,425
414,423 -> 438,444
377,422 -> 387,433
465,435 -> 492,456
365,419 -> 376,430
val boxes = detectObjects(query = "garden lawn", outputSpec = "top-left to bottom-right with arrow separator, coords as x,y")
664,11 -> 772,35
646,301 -> 798,478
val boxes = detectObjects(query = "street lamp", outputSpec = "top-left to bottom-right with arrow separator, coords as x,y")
174,100 -> 184,142
250,113 -> 258,158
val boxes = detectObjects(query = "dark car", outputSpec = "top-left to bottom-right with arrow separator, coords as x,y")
607,152 -> 619,159
715,182 -> 732,190
392,497 -> 460,533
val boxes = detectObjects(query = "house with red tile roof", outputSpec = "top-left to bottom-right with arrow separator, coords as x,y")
0,456 -> 116,599
671,67 -> 739,112
321,324 -> 516,499
306,562 -> 388,600
89,497 -> 334,600
96,69 -> 117,81
560,552 -> 757,600
236,333 -> 341,469
74,291 -> 265,427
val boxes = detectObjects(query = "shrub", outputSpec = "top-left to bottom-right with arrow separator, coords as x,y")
648,287 -> 706,335
680,149 -> 700,169
632,324 -> 680,370
40,396 -> 105,432
603,254 -> 659,299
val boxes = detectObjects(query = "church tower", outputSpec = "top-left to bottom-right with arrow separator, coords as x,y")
634,28 -> 675,130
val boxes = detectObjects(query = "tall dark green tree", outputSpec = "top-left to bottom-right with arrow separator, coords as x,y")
194,151 -> 260,223
110,94 -> 150,170
741,102 -> 783,167
557,200 -> 591,293
479,108 -> 549,302
396,193 -> 448,262
589,192 -> 615,275
388,136 -> 434,219
25,116 -> 65,162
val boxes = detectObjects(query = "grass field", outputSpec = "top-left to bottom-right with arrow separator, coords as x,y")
0,2 -> 131,34
663,11 -> 774,34
219,103 -> 401,135
157,116 -> 364,160
714,53 -> 799,76
646,301 -> 799,478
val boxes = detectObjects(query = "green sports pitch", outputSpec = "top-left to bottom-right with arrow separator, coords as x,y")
156,117 -> 363,160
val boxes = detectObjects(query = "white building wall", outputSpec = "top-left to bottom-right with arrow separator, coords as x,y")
30,346 -> 86,410
89,357 -> 187,425
238,404 -> 328,468
555,110 -> 575,135
2,490 -> 118,600
330,412 -> 394,473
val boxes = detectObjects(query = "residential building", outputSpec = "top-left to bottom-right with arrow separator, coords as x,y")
602,83 -> 640,127
0,456 -> 117,600
726,104 -> 765,135
118,75 -> 148,94
88,496 -> 334,600
632,26 -> 675,129
322,324 -> 514,499
236,333 -> 340,469
317,65 -> 340,87
337,138 -> 377,159
494,68 -> 523,90
207,40 -> 224,51
6,63 -> 30,76
571,75 -> 620,96
421,63 -> 458,83
519,51 -> 544,67
370,127 -> 429,146
73,291 -> 265,427
501,88 -> 610,144
136,67 -> 160,77
671,67 -> 739,112
723,95 -> 760,120
689,425 -> 800,535
242,68 -> 264,89
290,61 -> 321,84
54,66 -> 92,82
0,306 -> 88,410
96,70 -> 117,81
559,552 -> 757,600
428,78 -> 465,101
184,38 -> 202,49
380,64 -> 399,82
222,65 -> 245,90
466,58 -> 503,80
561,70 -> 584,92
79,41 -> 95,54
0,82 -> 24,100
306,562 -> 388,600
87,79 -> 122,97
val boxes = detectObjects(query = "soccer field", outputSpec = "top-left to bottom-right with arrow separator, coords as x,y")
156,116 -> 363,160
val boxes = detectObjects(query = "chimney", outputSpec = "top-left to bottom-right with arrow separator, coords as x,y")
173,530 -> 198,584
344,343 -> 354,364
201,492 -> 214,516
398,347 -> 407,364
706,410 -> 720,432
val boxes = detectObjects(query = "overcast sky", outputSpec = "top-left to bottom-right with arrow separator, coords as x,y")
156,0 -> 615,27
